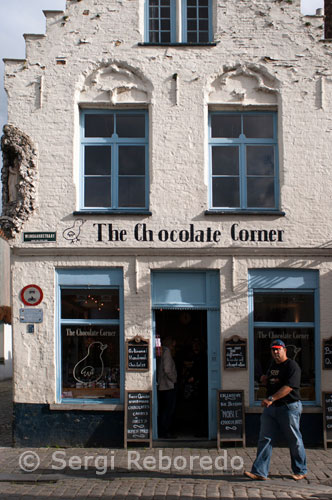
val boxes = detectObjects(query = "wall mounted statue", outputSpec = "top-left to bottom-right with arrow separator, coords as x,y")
1,124 -> 37,238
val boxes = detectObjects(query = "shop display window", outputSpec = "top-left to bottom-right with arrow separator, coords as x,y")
253,292 -> 316,402
145,0 -> 212,43
60,287 -> 121,401
80,110 -> 149,211
209,111 -> 279,211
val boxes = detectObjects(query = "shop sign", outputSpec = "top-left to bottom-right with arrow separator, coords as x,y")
323,392 -> 332,449
19,308 -> 43,323
217,390 -> 245,448
24,232 -> 56,242
124,390 -> 152,448
20,284 -> 44,306
93,223 -> 285,245
224,336 -> 247,369
126,336 -> 149,371
323,337 -> 332,369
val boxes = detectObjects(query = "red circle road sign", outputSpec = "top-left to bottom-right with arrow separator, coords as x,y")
20,284 -> 44,306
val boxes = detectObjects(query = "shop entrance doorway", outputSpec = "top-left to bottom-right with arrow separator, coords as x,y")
155,309 -> 208,439
151,270 -> 220,441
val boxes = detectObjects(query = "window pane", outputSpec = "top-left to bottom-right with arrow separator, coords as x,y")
119,146 -> 145,175
211,114 -> 241,138
119,177 -> 145,207
61,324 -> 120,400
187,0 -> 196,5
199,6 -> 209,18
247,146 -> 274,176
254,327 -> 315,401
85,146 -> 111,175
85,114 -> 114,138
199,19 -> 208,29
161,6 -> 170,17
187,7 -> 197,18
247,177 -> 275,208
150,31 -> 160,43
150,18 -> 160,30
199,31 -> 209,42
161,19 -> 170,29
116,114 -> 145,138
254,293 -> 314,323
61,289 -> 120,320
212,177 -> 239,207
161,31 -> 171,42
243,114 -> 274,138
188,20 -> 197,30
199,0 -> 209,6
187,31 -> 197,42
212,146 -> 239,175
84,177 -> 111,207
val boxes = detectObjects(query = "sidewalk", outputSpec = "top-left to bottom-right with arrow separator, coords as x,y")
0,379 -> 332,499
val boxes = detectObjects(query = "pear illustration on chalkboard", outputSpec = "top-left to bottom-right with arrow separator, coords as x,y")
73,341 -> 107,383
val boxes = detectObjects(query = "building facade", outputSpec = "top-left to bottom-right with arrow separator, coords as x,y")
0,232 -> 11,381
2,0 -> 332,446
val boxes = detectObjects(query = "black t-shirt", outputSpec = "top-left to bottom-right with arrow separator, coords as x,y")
266,358 -> 301,403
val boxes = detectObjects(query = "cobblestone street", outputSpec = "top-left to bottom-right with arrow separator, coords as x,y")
0,380 -> 332,499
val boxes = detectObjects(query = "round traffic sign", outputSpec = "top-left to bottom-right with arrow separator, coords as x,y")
20,285 -> 44,306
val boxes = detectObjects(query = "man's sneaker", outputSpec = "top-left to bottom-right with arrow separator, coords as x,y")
244,471 -> 268,481
291,474 -> 307,481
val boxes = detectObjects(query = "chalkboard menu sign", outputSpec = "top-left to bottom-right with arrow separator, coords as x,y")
323,392 -> 332,449
124,390 -> 152,448
224,336 -> 247,369
126,336 -> 149,371
217,390 -> 245,448
323,337 -> 332,369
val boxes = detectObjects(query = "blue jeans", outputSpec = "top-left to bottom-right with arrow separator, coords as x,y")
251,401 -> 307,478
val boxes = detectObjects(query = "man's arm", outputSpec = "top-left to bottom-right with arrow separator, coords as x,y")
262,385 -> 293,408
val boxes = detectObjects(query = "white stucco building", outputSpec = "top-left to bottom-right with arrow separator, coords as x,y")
2,0 -> 332,446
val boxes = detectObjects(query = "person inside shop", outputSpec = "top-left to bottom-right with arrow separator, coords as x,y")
244,339 -> 307,481
158,336 -> 177,439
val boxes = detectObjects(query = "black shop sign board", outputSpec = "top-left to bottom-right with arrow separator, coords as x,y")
126,336 -> 149,371
217,390 -> 245,448
224,336 -> 247,369
323,392 -> 332,449
124,390 -> 152,448
323,337 -> 332,369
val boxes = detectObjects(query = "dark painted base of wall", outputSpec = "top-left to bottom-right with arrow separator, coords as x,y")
245,413 -> 323,447
13,403 -> 124,448
13,404 -> 324,448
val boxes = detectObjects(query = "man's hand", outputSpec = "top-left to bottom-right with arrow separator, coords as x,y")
261,398 -> 273,408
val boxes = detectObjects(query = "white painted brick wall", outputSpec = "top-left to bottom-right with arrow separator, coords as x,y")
4,0 -> 332,404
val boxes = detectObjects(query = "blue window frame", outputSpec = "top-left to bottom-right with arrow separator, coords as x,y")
145,0 -> 212,43
248,270 -> 320,406
56,269 -> 124,404
209,111 -> 279,211
80,110 -> 149,211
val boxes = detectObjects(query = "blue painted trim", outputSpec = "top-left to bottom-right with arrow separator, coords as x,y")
248,269 -> 320,406
182,0 -> 212,43
145,0 -> 176,43
208,111 -> 279,211
56,268 -> 124,405
80,110 -> 149,211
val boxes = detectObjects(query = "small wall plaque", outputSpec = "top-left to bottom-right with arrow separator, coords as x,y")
20,308 -> 43,323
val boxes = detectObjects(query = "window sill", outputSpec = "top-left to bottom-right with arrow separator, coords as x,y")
73,210 -> 152,216
50,403 -> 124,411
205,210 -> 286,216
138,42 -> 217,47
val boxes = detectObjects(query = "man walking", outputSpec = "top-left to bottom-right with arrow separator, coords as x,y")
245,339 -> 307,481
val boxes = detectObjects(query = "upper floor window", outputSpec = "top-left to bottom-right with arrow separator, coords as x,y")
208,111 -> 279,211
146,0 -> 212,44
80,110 -> 149,211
